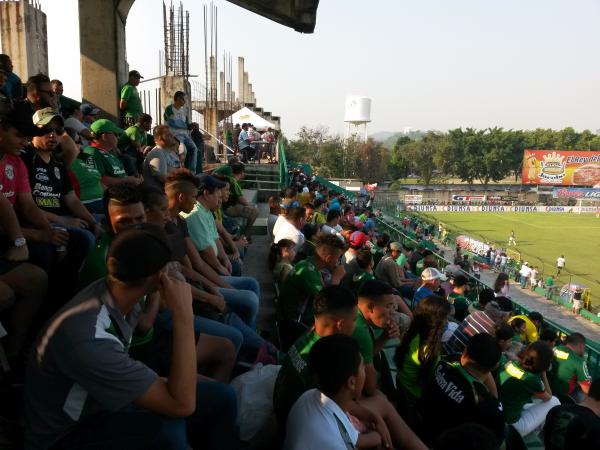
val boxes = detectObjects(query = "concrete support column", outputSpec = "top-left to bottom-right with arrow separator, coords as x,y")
219,71 -> 225,101
242,72 -> 249,103
78,0 -> 135,120
237,56 -> 244,103
0,0 -> 48,80
159,76 -> 191,122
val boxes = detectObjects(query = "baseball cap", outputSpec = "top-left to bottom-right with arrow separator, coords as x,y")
129,70 -> 143,79
198,174 -> 226,191
32,107 -> 64,127
107,224 -> 172,282
421,267 -> 447,281
80,103 -> 100,116
212,164 -> 233,177
349,231 -> 370,248
453,274 -> 468,287
0,112 -> 45,137
90,119 -> 123,135
389,242 -> 402,251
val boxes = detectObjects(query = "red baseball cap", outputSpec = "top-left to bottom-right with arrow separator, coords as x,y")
349,231 -> 370,248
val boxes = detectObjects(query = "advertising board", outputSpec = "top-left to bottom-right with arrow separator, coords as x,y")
522,150 -> 600,186
451,195 -> 487,202
403,194 -> 423,204
552,187 -> 600,199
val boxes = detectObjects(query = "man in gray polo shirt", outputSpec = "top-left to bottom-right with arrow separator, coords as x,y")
24,224 -> 237,450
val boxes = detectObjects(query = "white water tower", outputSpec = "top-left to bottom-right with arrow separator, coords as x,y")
344,96 -> 371,142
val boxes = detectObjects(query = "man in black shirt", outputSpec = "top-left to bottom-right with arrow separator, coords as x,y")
544,378 -> 600,450
419,333 -> 505,445
22,107 -> 97,307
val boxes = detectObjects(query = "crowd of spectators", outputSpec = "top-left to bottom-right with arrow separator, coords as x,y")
0,54 -> 597,450
265,172 -> 598,449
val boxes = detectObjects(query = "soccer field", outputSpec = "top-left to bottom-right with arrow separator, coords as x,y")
421,212 -> 600,307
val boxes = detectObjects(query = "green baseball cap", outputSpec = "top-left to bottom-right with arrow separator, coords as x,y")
32,107 -> 64,127
90,119 -> 123,135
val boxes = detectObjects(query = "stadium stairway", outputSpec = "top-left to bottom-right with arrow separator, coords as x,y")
241,164 -> 280,202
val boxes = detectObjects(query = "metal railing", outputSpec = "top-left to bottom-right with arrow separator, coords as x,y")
278,139 -> 290,190
286,165 -> 600,378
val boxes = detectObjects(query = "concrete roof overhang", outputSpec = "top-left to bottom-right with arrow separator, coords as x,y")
226,0 -> 319,33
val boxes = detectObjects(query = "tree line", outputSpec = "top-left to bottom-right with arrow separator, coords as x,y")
285,126 -> 600,185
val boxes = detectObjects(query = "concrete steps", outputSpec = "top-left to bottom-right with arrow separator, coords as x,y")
242,164 -> 280,202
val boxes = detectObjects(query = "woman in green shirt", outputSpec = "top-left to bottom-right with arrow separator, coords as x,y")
394,295 -> 451,415
498,341 -> 559,436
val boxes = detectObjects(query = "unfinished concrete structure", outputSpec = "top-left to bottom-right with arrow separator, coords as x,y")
1,0 -> 317,123
0,0 -> 48,80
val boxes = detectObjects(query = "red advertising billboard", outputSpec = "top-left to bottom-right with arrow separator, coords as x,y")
522,150 -> 600,186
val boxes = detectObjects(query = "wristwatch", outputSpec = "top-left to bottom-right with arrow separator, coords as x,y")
13,237 -> 26,247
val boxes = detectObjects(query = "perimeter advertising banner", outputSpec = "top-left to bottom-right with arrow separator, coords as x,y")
522,150 -> 600,186
403,194 -> 423,204
552,187 -> 600,199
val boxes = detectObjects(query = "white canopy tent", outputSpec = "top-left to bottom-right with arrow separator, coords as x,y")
220,107 -> 276,131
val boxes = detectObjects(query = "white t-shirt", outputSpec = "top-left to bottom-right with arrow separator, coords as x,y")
64,116 -> 90,146
520,265 -> 531,278
557,257 -> 565,268
272,215 -> 287,238
274,219 -> 305,252
267,214 -> 278,241
321,224 -> 344,241
284,389 -> 359,450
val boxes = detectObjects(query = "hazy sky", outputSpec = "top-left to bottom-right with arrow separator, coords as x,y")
46,0 -> 600,137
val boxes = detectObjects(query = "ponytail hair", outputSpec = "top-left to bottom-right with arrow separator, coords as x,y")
268,239 -> 295,270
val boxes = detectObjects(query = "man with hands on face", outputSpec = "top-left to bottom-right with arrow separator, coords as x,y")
24,224 -> 238,450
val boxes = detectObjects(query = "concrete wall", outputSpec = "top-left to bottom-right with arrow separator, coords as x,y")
0,0 -> 48,80
78,0 -> 135,120
159,75 -> 191,121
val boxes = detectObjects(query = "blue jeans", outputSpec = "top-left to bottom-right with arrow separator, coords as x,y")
155,310 -> 243,356
520,275 -> 528,288
174,132 -> 199,174
51,380 -> 237,450
59,224 -> 96,253
156,379 -> 238,450
220,276 -> 260,329
229,258 -> 242,276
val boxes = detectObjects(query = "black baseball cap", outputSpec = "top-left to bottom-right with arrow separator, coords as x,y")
198,174 -> 226,191
107,224 -> 172,282
129,70 -> 143,79
0,109 -> 45,137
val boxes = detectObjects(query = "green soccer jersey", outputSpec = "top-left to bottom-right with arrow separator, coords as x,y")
448,292 -> 470,322
353,309 -> 378,365
549,345 -> 591,397
395,253 -> 407,268
78,233 -> 112,289
396,335 -> 438,400
278,257 -> 323,325
498,361 -> 545,424
83,145 -> 127,179
274,327 -> 372,422
120,83 -> 143,118
69,153 -> 104,202
350,271 -> 375,293
121,124 -> 147,149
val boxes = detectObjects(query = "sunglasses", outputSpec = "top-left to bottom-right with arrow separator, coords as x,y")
41,125 -> 64,135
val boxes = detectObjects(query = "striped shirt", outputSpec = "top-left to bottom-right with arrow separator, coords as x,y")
444,311 -> 495,354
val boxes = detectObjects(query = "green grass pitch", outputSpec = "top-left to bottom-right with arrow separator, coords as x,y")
422,212 -> 600,307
